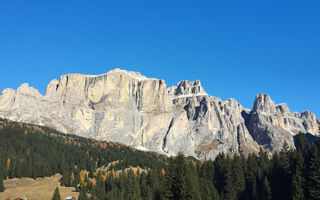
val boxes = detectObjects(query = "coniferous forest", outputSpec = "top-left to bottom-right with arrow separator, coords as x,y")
0,118 -> 320,200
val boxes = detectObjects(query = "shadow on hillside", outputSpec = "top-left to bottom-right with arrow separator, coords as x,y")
293,132 -> 319,146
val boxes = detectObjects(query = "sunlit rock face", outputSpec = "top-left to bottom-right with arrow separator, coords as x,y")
247,94 -> 319,152
0,69 -> 319,159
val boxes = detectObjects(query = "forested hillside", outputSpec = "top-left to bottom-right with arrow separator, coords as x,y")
0,118 -> 167,190
91,136 -> 320,200
0,118 -> 320,200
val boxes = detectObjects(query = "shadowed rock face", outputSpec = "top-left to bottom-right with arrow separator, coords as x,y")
0,69 -> 319,159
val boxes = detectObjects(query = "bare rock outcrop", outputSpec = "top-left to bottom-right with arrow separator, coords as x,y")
164,95 -> 260,159
167,80 -> 207,99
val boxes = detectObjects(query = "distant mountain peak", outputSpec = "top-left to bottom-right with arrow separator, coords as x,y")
168,80 -> 208,100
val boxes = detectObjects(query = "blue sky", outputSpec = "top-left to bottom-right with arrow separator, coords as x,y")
0,1 -> 319,117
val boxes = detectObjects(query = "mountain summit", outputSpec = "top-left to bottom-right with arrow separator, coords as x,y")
0,69 -> 319,159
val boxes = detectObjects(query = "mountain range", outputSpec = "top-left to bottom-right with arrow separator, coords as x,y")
0,68 -> 319,159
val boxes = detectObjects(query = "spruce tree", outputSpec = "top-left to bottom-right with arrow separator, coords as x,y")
124,170 -> 142,200
292,173 -> 304,200
211,185 -> 220,200
245,154 -> 258,200
223,160 -> 237,200
295,133 -> 309,154
271,150 -> 291,200
164,153 -> 202,200
51,187 -> 61,200
261,176 -> 271,200
78,187 -> 88,200
139,172 -> 151,200
232,155 -> 245,195
213,153 -> 225,191
200,180 -> 212,200
93,172 -> 106,200
164,155 -> 188,200
291,152 -> 305,200
0,176 -> 5,192
186,161 -> 201,200
152,190 -> 163,200
306,145 -> 320,200
205,179 -> 220,200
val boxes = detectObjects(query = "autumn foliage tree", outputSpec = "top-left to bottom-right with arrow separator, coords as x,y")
6,158 -> 10,171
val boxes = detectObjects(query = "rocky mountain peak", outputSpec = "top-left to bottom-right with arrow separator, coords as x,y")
106,68 -> 149,80
45,79 -> 59,98
252,93 -> 277,114
167,80 -> 207,99
17,83 -> 42,97
275,103 -> 290,114
248,93 -> 319,152
1,88 -> 16,96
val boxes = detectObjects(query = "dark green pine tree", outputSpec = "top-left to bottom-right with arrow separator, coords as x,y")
93,172 -> 106,200
295,133 -> 310,154
164,155 -> 187,200
51,187 -> 61,200
152,189 -> 163,200
211,185 -> 220,200
148,163 -> 165,199
291,152 -> 305,200
198,161 -> 214,183
261,176 -> 271,200
245,154 -> 258,200
258,148 -> 271,176
271,147 -> 291,200
200,179 -> 212,200
164,153 -> 201,200
123,170 -> 142,200
306,145 -> 320,200
78,187 -> 88,200
60,171 -> 70,186
223,160 -> 237,200
232,155 -> 245,196
213,153 -> 227,194
139,172 -> 151,200
0,176 -> 5,192
186,161 -> 201,200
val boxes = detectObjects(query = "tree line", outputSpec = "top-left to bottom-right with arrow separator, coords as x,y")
0,118 -> 319,200
73,133 -> 320,200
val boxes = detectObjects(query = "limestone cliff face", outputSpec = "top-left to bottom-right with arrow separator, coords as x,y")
0,69 -> 173,153
0,69 -> 319,159
164,95 -> 260,159
165,80 -> 259,159
247,94 -> 320,152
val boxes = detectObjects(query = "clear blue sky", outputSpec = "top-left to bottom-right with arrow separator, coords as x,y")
0,1 -> 319,117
